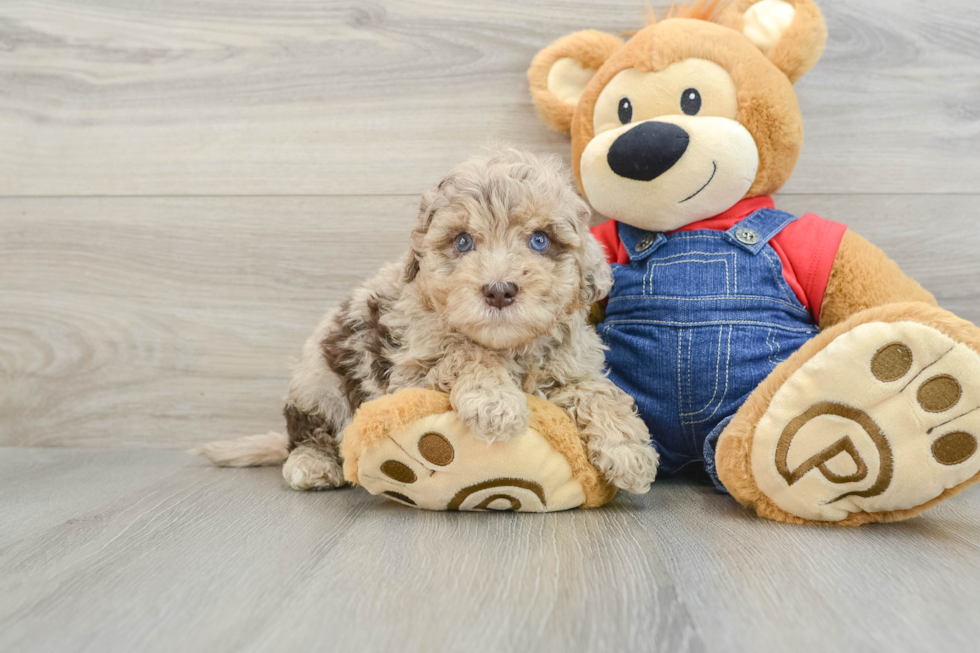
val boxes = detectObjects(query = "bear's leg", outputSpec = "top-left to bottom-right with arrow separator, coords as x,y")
716,302 -> 980,526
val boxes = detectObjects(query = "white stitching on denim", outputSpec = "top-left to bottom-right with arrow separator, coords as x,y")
765,328 -> 776,369
667,213 -> 794,245
648,250 -> 734,260
686,325 -> 733,426
759,247 -> 798,305
645,255 -> 730,295
666,234 -> 738,241
606,294 -> 811,315
770,329 -> 785,369
687,330 -> 695,438
676,328 -> 686,432
765,329 -> 785,369
734,249 -> 738,294
686,330 -> 695,439
604,319 -> 818,334
681,326 -> 723,418
685,330 -> 691,413
733,213 -> 795,247
644,258 -> 730,297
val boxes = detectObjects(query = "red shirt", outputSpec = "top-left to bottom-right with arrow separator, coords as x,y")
590,197 -> 847,322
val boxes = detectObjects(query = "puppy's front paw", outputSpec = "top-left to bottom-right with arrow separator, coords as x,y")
592,442 -> 659,495
453,384 -> 530,443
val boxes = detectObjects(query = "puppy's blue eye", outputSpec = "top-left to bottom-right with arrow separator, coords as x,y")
454,232 -> 475,253
529,231 -> 550,253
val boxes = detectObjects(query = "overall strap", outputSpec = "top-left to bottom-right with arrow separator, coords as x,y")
722,208 -> 800,255
616,222 -> 668,263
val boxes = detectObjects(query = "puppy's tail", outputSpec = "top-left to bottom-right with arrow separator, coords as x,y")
188,431 -> 290,467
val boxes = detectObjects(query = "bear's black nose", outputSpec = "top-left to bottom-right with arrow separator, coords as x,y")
607,121 -> 690,182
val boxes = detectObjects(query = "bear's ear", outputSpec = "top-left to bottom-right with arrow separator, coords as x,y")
528,30 -> 625,134
720,0 -> 827,83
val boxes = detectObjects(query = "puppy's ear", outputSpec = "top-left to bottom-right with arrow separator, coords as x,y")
404,180 -> 448,283
528,30 -> 625,134
580,235 -> 614,305
574,205 -> 614,305
720,0 -> 827,83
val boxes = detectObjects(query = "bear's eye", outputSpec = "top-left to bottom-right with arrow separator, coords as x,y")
681,88 -> 701,116
454,232 -> 475,253
528,231 -> 550,253
618,98 -> 633,124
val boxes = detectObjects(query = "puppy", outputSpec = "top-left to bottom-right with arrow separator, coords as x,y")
194,148 -> 659,494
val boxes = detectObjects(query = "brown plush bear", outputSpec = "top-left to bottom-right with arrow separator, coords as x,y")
523,0 -> 980,525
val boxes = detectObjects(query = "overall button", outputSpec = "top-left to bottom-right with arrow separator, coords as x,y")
735,228 -> 760,245
635,234 -> 656,252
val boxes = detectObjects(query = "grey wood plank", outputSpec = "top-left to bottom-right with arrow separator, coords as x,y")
2,194 -> 978,448
0,195 -> 418,448
648,481 -> 980,653
0,448 -> 702,653
1,448 -> 978,653
0,0 -> 977,197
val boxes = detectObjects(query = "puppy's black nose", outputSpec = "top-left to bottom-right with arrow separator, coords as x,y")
483,282 -> 518,309
607,121 -> 690,182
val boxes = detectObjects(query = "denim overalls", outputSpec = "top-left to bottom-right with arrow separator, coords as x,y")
599,209 -> 820,489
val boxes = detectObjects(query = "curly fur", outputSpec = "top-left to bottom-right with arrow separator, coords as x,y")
193,147 -> 658,494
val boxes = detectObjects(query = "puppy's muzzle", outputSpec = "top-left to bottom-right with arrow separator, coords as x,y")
607,121 -> 690,182
483,282 -> 519,309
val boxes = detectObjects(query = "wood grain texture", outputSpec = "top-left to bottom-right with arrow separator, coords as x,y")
1,448 -> 978,653
2,194 -> 978,449
0,195 -> 417,448
0,0 -> 978,196
2,1 -> 980,651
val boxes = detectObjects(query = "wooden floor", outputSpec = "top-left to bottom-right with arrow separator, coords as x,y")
2,448 -> 979,653
2,1 -> 979,651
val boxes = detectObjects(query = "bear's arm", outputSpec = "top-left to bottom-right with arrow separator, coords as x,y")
818,229 -> 937,330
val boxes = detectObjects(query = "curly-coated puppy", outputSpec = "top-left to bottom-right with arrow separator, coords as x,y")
194,148 -> 658,494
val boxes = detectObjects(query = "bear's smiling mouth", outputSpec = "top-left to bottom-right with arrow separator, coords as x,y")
679,161 -> 717,203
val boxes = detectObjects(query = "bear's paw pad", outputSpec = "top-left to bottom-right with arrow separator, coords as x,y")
353,411 -> 587,512
752,321 -> 980,522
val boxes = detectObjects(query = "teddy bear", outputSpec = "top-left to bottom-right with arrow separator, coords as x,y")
522,0 -> 980,525
343,0 -> 980,525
